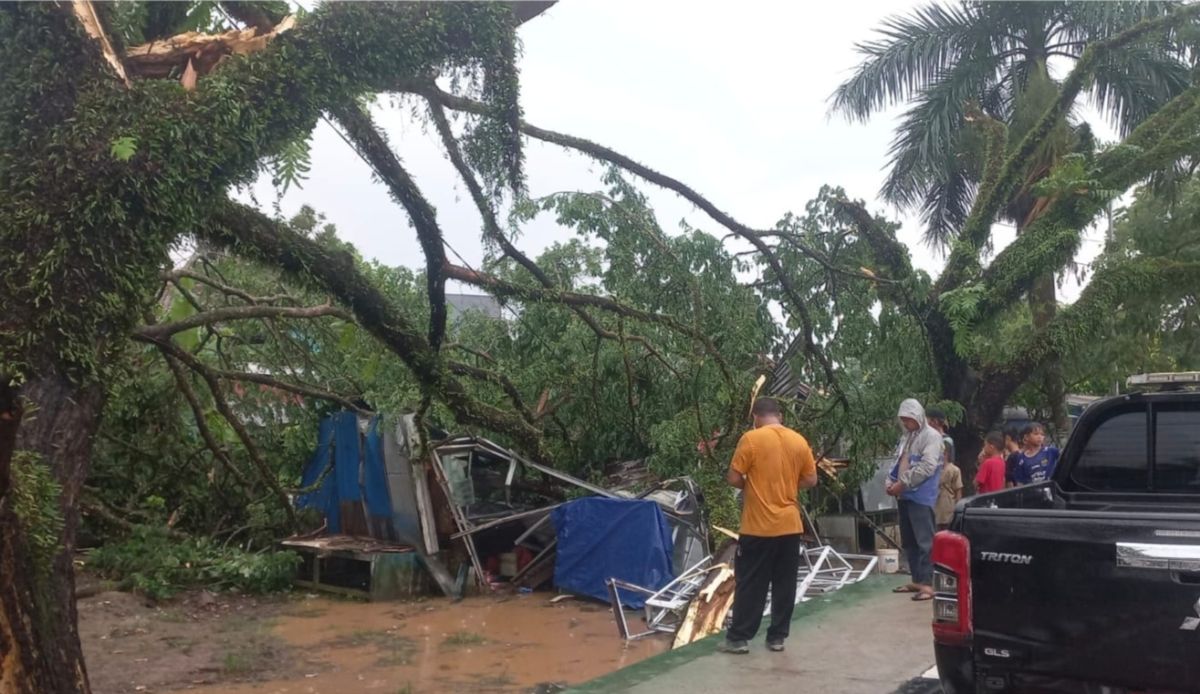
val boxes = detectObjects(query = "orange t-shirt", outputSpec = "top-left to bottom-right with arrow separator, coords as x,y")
730,424 -> 816,537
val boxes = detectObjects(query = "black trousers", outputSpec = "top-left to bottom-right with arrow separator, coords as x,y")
727,533 -> 802,642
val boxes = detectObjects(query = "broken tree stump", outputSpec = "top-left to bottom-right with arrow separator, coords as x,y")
672,540 -> 737,648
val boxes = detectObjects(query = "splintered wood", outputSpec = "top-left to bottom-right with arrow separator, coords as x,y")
71,0 -> 130,85
671,543 -> 737,648
123,16 -> 296,89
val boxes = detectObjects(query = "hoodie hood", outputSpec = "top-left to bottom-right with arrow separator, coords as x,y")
897,398 -> 927,430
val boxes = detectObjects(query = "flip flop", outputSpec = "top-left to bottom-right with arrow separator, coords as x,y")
892,584 -> 920,593
911,591 -> 935,601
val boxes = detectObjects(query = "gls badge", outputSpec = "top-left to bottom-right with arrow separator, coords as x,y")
979,551 -> 1033,565
984,647 -> 1011,659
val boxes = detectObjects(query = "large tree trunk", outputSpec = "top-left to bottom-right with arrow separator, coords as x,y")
0,373 -> 104,694
1030,272 -> 1070,439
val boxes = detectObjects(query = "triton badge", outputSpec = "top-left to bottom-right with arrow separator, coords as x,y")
979,551 -> 1033,565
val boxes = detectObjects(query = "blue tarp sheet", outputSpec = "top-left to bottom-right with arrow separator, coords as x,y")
551,498 -> 674,609
296,412 -> 394,535
297,416 -> 339,531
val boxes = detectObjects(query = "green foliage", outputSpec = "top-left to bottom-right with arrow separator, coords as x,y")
268,134 -> 313,194
109,136 -> 138,162
87,526 -> 300,600
0,1 -> 525,387
10,451 -> 64,579
1060,174 -> 1200,395
831,1 -> 1190,245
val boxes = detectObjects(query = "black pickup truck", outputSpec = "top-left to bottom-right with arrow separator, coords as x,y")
933,376 -> 1200,693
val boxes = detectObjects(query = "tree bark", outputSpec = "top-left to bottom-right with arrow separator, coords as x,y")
0,372 -> 104,694
1030,272 -> 1070,438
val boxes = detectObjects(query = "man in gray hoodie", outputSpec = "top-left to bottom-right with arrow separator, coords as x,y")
885,398 -> 944,601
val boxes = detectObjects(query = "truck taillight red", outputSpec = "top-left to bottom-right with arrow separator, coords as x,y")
932,530 -> 971,646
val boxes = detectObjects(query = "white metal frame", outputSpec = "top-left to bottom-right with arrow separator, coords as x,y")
761,544 -> 879,616
606,554 -> 715,640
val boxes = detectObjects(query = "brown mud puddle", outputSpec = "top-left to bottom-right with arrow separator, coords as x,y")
80,589 -> 668,694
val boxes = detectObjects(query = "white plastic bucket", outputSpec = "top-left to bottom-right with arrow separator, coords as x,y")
876,548 -> 900,574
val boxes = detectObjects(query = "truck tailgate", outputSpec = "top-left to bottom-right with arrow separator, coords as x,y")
962,504 -> 1200,689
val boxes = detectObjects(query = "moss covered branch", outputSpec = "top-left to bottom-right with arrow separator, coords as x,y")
985,258 -> 1200,393
330,104 -> 450,351
200,200 -> 547,457
936,4 -> 1200,295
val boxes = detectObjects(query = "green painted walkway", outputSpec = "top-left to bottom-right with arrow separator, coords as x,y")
573,575 -> 936,694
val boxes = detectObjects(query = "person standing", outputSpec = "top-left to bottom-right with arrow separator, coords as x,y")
975,430 -> 1008,494
1012,422 -> 1061,485
1003,424 -> 1023,488
926,408 -> 956,466
719,397 -> 818,654
886,399 -> 944,602
926,409 -> 961,530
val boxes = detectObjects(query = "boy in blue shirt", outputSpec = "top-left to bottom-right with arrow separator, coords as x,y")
1012,422 -> 1060,485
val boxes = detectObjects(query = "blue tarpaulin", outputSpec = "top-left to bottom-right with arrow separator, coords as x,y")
297,416 -> 340,531
296,411 -> 395,537
551,497 -> 674,608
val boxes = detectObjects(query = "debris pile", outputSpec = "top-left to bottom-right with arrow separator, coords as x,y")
284,410 -> 875,651
284,412 -> 706,603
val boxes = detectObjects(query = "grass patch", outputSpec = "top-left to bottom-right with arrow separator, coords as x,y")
215,623 -> 284,679
441,630 -> 487,648
222,651 -> 255,675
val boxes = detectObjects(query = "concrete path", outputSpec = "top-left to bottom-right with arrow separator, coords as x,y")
572,575 -> 938,694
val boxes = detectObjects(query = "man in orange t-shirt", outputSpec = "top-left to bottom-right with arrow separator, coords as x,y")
718,397 -> 818,654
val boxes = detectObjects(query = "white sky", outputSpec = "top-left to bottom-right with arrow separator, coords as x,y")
245,0 -> 1114,303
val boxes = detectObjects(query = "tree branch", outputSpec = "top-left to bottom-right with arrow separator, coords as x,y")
985,258 -> 1200,396
150,337 -> 297,527
331,104 -> 449,351
444,263 -> 697,336
157,347 -> 253,491
936,4 -> 1200,295
423,84 -> 848,409
167,267 -> 296,306
135,303 -> 351,339
446,360 -> 535,426
201,200 -> 547,457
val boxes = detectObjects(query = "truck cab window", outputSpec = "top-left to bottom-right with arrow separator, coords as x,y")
1070,410 -> 1148,492
1153,407 -> 1200,492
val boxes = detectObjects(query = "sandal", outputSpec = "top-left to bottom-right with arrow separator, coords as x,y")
911,591 -> 935,601
892,584 -> 920,593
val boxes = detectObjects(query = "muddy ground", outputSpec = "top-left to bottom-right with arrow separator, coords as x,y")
78,583 -> 670,694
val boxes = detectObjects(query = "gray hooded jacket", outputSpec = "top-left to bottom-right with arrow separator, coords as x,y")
891,399 -> 944,496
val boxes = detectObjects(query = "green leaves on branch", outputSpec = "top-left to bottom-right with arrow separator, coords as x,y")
87,526 -> 301,600
268,134 -> 313,194
109,136 -> 138,162
10,452 -> 64,581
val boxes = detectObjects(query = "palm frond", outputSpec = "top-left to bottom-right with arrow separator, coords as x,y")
920,165 -> 978,250
1058,1 -> 1179,45
830,1 -> 983,121
881,54 -> 998,207
1088,44 -> 1192,137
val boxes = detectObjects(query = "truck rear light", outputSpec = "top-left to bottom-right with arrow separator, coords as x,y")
933,596 -> 959,622
932,530 -> 971,646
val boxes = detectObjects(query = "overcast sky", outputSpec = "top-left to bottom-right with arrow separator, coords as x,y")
245,0 -> 1111,301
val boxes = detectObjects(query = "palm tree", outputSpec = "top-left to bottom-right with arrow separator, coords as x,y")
831,1 -> 1192,431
